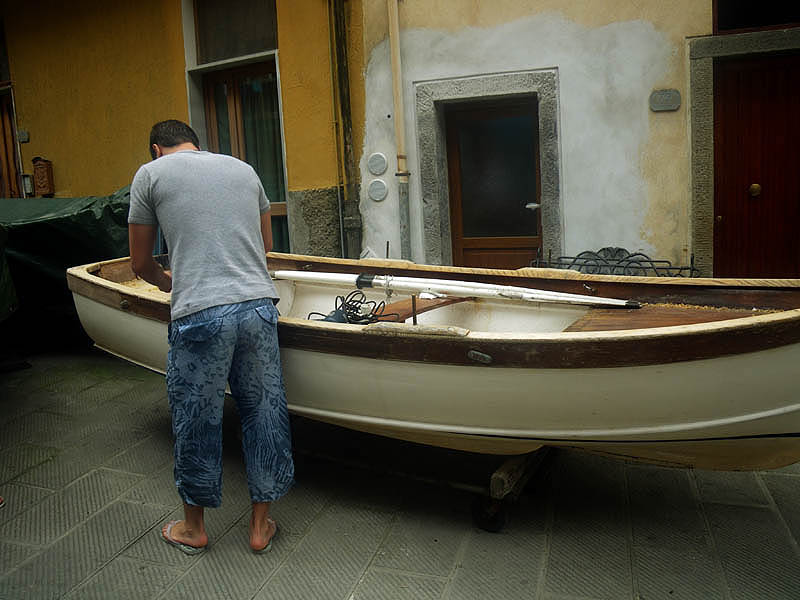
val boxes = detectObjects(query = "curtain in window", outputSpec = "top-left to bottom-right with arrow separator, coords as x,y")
239,73 -> 289,251
240,73 -> 285,207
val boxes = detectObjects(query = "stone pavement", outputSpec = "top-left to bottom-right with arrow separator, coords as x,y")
3,350 -> 800,599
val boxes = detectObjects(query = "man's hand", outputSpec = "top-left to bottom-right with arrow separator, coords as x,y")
156,269 -> 173,292
129,224 -> 172,292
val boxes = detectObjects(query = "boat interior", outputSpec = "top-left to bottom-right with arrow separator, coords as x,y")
274,279 -> 589,333
83,256 -> 775,335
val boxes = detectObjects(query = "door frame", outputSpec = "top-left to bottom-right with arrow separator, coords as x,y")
689,28 -> 800,276
414,69 -> 563,266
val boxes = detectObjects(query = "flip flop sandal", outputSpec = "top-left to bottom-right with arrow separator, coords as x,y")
161,520 -> 206,555
253,518 -> 277,554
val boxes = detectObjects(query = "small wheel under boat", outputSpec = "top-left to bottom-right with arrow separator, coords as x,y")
471,496 -> 509,533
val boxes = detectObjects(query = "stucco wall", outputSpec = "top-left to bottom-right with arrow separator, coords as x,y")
358,1 -> 711,265
276,1 -> 339,192
4,0 -> 188,197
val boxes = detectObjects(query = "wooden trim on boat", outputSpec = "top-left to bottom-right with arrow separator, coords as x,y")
275,312 -> 800,369
563,304 -> 765,332
66,264 -> 171,323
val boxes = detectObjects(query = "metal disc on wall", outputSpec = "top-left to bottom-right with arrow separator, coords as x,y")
367,152 -> 388,176
368,179 -> 388,202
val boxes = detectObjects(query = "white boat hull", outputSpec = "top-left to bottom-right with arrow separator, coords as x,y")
72,292 -> 800,469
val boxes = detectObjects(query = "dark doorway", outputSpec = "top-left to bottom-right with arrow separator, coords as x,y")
445,98 -> 541,269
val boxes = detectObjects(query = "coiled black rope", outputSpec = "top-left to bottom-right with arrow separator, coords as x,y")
308,290 -> 400,324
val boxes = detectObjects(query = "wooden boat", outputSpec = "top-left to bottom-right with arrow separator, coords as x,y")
66,252 -> 800,470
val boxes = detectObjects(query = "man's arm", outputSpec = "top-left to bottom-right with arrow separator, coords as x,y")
129,224 -> 172,292
260,210 -> 273,254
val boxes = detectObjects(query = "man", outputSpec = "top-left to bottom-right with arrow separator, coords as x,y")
128,120 -> 294,555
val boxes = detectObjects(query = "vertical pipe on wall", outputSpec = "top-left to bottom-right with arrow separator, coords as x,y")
328,0 -> 346,258
329,0 -> 362,259
387,0 -> 411,259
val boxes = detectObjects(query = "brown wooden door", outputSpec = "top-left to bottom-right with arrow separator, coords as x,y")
445,99 -> 541,269
0,90 -> 20,198
713,52 -> 800,277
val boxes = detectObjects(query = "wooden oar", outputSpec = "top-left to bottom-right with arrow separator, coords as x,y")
272,270 -> 640,309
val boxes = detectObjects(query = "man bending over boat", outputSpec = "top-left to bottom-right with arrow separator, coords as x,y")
128,119 -> 294,555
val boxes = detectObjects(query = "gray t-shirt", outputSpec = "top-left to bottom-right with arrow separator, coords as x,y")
129,150 -> 279,320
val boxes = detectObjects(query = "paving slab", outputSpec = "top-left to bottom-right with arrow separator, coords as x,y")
0,469 -> 144,545
373,486 -> 472,577
0,500 -> 167,600
250,503 -> 394,600
0,482 -> 53,526
63,556 -> 182,600
352,569 -> 447,600
0,444 -> 59,485
705,503 -> 800,599
2,351 -> 800,600
762,472 -> 800,541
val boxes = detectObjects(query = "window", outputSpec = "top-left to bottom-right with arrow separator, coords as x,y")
189,0 -> 288,251
714,1 -> 800,34
203,62 -> 289,251
194,0 -> 277,64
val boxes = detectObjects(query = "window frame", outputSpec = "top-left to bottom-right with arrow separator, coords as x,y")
202,61 -> 287,217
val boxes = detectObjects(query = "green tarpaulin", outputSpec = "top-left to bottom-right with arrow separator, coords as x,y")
0,186 -> 130,351
0,185 -> 130,278
0,224 -> 17,323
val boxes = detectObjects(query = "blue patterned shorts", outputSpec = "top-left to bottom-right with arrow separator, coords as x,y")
166,298 -> 294,507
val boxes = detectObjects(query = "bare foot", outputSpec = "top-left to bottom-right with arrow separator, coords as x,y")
250,515 -> 277,552
162,519 -> 208,550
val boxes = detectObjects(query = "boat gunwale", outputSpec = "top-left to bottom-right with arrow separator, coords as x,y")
66,256 -> 800,369
272,251 -> 800,289
67,254 -> 800,292
66,256 -> 800,340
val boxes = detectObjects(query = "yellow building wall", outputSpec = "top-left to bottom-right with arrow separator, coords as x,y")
4,0 -> 188,197
346,0 -> 366,180
276,0 -> 339,192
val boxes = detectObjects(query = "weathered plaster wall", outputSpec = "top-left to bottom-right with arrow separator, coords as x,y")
286,187 -> 342,257
4,0 -> 188,197
359,2 -> 710,264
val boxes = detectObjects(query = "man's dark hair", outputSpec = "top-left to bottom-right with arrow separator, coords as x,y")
149,120 -> 200,159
